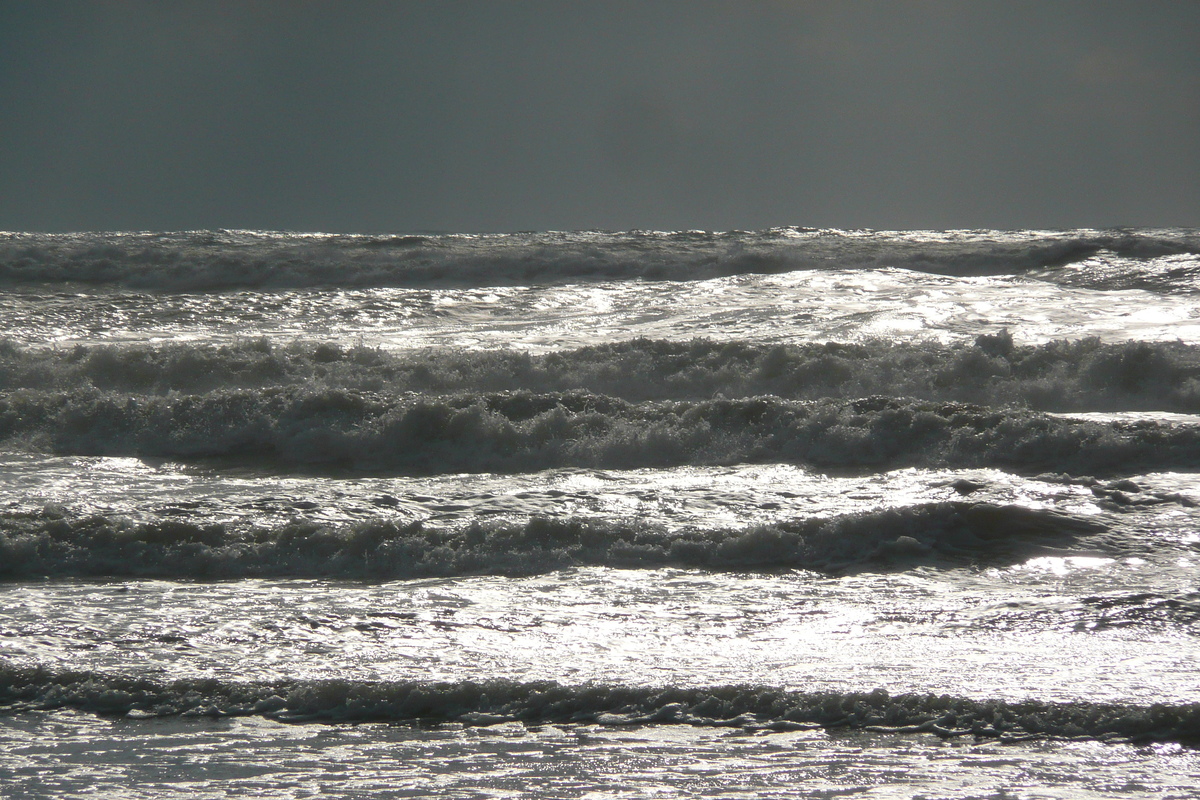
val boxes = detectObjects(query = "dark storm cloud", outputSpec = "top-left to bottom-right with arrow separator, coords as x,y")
1,0 -> 1196,232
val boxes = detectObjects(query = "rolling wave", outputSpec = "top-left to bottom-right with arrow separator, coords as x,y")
2,665 -> 1196,744
4,336 -> 1200,411
2,387 -> 1198,475
2,228 -> 1196,291
0,501 -> 1106,579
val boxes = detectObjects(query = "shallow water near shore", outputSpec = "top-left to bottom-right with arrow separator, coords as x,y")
5,713 -> 1200,800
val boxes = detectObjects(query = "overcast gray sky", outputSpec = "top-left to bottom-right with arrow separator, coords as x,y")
1,0 -> 1197,232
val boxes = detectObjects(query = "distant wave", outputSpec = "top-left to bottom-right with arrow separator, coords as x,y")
3,665 -> 1196,744
5,336 -> 1200,412
0,501 -> 1107,579
3,387 -> 1199,475
1,228 -> 1196,291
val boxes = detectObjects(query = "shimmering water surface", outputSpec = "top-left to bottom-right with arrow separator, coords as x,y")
4,268 -> 1200,350
5,715 -> 1200,800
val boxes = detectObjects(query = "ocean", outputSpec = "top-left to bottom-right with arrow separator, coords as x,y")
1,227 -> 1199,798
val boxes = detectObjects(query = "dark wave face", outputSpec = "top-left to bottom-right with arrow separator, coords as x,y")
3,666 -> 1197,745
4,336 -> 1200,412
0,501 -> 1109,580
2,228 -> 1198,291
2,387 -> 1198,475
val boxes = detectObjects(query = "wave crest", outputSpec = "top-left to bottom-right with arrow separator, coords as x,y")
6,337 -> 1200,412
2,229 -> 1196,291
2,666 -> 1195,744
2,388 -> 1198,475
0,501 -> 1106,579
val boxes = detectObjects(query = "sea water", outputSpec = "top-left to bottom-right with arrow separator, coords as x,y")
1,228 -> 1199,798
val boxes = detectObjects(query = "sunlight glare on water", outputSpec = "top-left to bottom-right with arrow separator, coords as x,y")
2,714 -> 1199,800
4,268 -> 1200,349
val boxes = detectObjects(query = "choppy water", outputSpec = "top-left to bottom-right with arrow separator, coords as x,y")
2,228 -> 1200,798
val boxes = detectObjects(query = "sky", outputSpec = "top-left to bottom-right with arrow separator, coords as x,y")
1,0 -> 1197,233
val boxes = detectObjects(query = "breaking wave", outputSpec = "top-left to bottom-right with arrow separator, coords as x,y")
5,335 -> 1200,412
2,387 -> 1199,475
1,228 -> 1196,291
2,665 -> 1196,744
0,501 -> 1106,579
